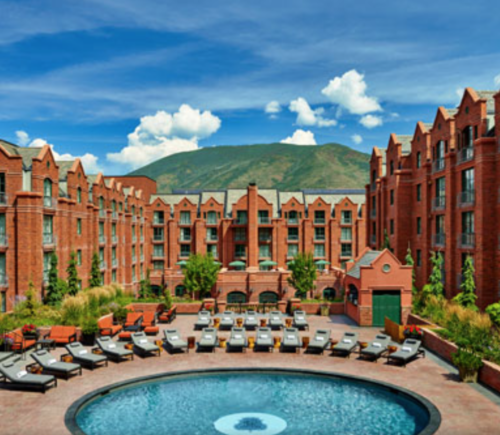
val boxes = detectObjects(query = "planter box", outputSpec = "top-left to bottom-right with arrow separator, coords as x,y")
175,302 -> 203,314
299,302 -> 344,315
407,313 -> 434,326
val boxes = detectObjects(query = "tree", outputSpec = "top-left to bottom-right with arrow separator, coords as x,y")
139,268 -> 152,299
89,252 -> 101,288
25,280 -> 38,317
382,229 -> 392,251
405,246 -> 418,297
183,253 -> 220,298
287,252 -> 317,299
66,251 -> 80,296
453,255 -> 477,310
44,253 -> 62,306
422,251 -> 444,302
163,286 -> 173,311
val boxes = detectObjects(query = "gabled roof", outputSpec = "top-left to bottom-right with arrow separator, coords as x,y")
476,91 -> 496,114
56,160 -> 76,180
347,250 -> 382,279
398,135 -> 413,155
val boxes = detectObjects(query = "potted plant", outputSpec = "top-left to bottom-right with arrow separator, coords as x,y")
81,317 -> 99,346
452,347 -> 483,383
290,303 -> 301,315
320,300 -> 330,316
403,325 -> 424,341
21,323 -> 37,339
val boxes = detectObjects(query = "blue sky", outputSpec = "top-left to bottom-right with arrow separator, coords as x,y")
0,0 -> 499,174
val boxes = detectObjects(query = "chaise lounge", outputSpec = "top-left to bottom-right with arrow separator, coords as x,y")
65,342 -> 108,370
360,334 -> 391,362
387,339 -> 425,367
281,328 -> 302,353
131,332 -> 161,358
227,327 -> 247,352
306,329 -> 331,354
30,349 -> 82,379
244,310 -> 259,330
198,328 -> 218,352
98,316 -> 122,337
293,310 -> 309,330
255,327 -> 274,352
219,311 -> 235,330
0,360 -> 57,393
123,313 -> 144,332
163,329 -> 189,353
96,337 -> 134,363
332,332 -> 359,357
158,306 -> 177,324
269,311 -> 284,330
195,310 -> 212,330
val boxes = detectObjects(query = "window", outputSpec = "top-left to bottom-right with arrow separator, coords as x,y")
153,245 -> 164,258
236,210 -> 247,224
259,228 -> 271,241
0,214 -> 5,243
99,221 -> 104,237
462,211 -> 474,234
112,223 -> 116,237
287,244 -> 298,257
1,291 -> 5,313
207,244 -> 218,258
180,244 -> 191,257
416,152 -> 421,168
112,247 -> 116,261
77,187 -> 82,204
153,261 -> 164,270
43,215 -> 53,236
99,196 -> 104,210
77,250 -> 82,266
341,243 -> 352,257
461,168 -> 474,192
416,184 -> 421,202
314,244 -> 325,258
77,218 -> 82,235
288,227 -> 299,241
154,227 -> 164,241
371,195 -> 376,211
153,211 -> 164,224
390,219 -> 394,235
416,250 -> 421,267
207,227 -> 218,241
43,252 -> 51,281
341,227 -> 352,241
341,210 -> 352,224
390,160 -> 394,175
180,211 -> 191,225
416,217 -> 421,235
234,228 -> 246,242
111,200 -> 116,212
314,227 -> 325,241
390,190 -> 394,205
258,210 -> 269,224
314,210 -> 325,224
288,210 -> 299,224
436,215 -> 445,235
259,244 -> 270,258
0,173 -> 5,195
235,244 -> 246,258
112,270 -> 116,282
436,177 -> 445,198
88,186 -> 93,203
463,126 -> 473,148
180,227 -> 191,241
207,211 -> 217,224
43,178 -> 52,198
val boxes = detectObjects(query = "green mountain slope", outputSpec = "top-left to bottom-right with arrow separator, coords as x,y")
129,143 -> 370,192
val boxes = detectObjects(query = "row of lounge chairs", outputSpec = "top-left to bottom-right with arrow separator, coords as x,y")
196,310 -> 309,331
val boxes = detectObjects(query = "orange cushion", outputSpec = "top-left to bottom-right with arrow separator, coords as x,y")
118,331 -> 132,340
144,326 -> 159,335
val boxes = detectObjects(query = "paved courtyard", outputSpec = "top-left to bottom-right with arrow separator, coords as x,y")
1,314 -> 499,435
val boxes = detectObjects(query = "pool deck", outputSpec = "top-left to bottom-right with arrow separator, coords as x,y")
1,314 -> 499,435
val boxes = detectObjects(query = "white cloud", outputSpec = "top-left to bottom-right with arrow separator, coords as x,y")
15,130 -> 30,146
351,134 -> 363,145
359,114 -> 383,129
107,104 -> 221,170
280,129 -> 317,146
289,97 -> 337,128
495,74 -> 500,87
321,69 -> 382,115
19,133 -> 101,173
265,100 -> 281,114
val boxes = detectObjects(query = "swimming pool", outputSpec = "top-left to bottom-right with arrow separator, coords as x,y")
67,368 -> 440,435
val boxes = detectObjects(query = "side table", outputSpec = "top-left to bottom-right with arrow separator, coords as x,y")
37,339 -> 56,351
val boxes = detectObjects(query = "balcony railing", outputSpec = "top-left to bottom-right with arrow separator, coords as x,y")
432,158 -> 445,173
43,196 -> 56,209
43,233 -> 55,245
458,232 -> 475,249
432,196 -> 446,211
457,147 -> 474,164
99,235 -> 106,245
259,235 -> 272,242
153,218 -> 165,225
180,235 -> 191,242
0,193 -> 8,205
314,218 -> 326,224
99,209 -> 106,218
432,233 -> 445,247
314,234 -> 326,241
206,235 -> 218,242
457,190 -> 475,207
258,216 -> 271,224
233,217 -> 248,225
234,235 -> 246,242
0,234 -> 7,247
153,234 -> 164,242
288,234 -> 299,241
341,218 -> 352,225
370,209 -> 376,219
287,218 -> 299,224
0,274 -> 8,287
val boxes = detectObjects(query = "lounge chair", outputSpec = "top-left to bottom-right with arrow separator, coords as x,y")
269,311 -> 284,330
332,332 -> 359,357
281,328 -> 302,353
5,329 -> 37,354
219,311 -> 235,330
244,310 -> 259,330
131,332 -> 160,357
0,360 -> 57,393
198,328 -> 218,352
124,313 -> 143,332
227,327 -> 247,352
65,342 -> 108,370
44,326 -> 78,345
387,339 -> 425,367
306,329 -> 331,354
30,349 -> 82,379
98,316 -> 122,337
293,310 -> 309,330
96,337 -> 134,362
158,306 -> 177,324
142,312 -> 159,335
360,334 -> 391,361
163,329 -> 189,353
195,310 -> 212,330
255,327 -> 274,352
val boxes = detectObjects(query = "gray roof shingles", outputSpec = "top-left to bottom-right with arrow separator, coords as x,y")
347,250 -> 382,279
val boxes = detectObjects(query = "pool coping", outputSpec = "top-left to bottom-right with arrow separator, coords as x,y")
65,367 -> 442,435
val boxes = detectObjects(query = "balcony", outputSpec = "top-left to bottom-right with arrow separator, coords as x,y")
370,209 -> 376,219
258,216 -> 271,225
432,158 -> 445,173
288,234 -> 299,241
43,233 -> 56,246
432,196 -> 446,211
233,217 -> 248,225
432,233 -> 446,247
287,217 -> 299,225
99,235 -> 106,245
457,147 -> 474,164
457,190 -> 475,207
0,193 -> 8,206
99,209 -> 106,218
458,232 -> 475,249
43,196 -> 57,209
0,234 -> 8,247
0,274 -> 8,287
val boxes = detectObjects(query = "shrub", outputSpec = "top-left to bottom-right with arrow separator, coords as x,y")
81,317 -> 99,335
452,348 -> 483,372
486,303 -> 500,328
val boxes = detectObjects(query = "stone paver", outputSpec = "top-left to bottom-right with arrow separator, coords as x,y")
0,315 -> 499,435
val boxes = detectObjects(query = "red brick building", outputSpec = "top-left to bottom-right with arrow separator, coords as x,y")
366,88 -> 500,309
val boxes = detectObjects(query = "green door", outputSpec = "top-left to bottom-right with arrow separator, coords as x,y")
372,291 -> 401,326
227,292 -> 247,304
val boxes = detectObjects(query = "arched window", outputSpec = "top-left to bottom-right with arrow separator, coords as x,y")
259,291 -> 278,304
43,179 -> 52,207
151,285 -> 162,297
227,291 -> 247,304
323,288 -> 336,301
175,285 -> 186,297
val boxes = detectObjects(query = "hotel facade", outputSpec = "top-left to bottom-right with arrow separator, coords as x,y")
366,88 -> 500,309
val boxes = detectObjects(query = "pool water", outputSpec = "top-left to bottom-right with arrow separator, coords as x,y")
76,372 -> 431,435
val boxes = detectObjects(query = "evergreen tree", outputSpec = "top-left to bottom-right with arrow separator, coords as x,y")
453,255 -> 477,310
422,251 -> 444,301
183,253 -> 220,298
382,229 -> 392,251
405,246 -> 418,296
89,252 -> 101,288
287,252 -> 317,299
139,268 -> 152,299
66,251 -> 80,296
44,253 -> 62,306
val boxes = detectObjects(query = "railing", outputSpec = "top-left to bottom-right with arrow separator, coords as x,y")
153,234 -> 164,242
99,260 -> 106,270
432,196 -> 446,211
314,235 -> 326,241
432,158 -> 445,173
288,234 -> 299,241
180,235 -> 191,242
340,235 -> 352,242
43,196 -> 56,209
206,218 -> 218,225
370,209 -> 376,219
432,233 -> 445,247
287,218 -> 299,224
0,274 -> 8,287
99,235 -> 106,244
0,193 -> 7,205
233,218 -> 247,225
457,147 -> 474,164
206,236 -> 218,242
341,218 -> 352,225
179,219 -> 191,225
234,236 -> 246,242
43,233 -> 55,245
99,209 -> 106,218
314,218 -> 326,224
457,190 -> 475,207
458,232 -> 475,249
0,234 -> 7,247
258,216 -> 271,224
153,218 -> 165,225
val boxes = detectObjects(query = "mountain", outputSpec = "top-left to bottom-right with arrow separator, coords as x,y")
129,143 -> 370,192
